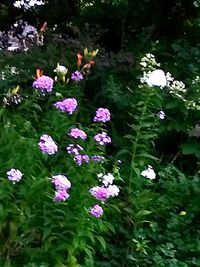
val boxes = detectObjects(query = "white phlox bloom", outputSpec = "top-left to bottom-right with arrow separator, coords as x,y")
107,184 -> 120,197
141,165 -> 156,180
102,173 -> 115,186
98,172 -> 115,186
145,69 -> 167,88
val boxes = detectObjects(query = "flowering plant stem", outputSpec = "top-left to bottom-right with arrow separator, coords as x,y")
129,90 -> 154,191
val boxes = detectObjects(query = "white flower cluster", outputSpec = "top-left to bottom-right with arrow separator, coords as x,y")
169,80 -> 186,100
140,53 -> 160,70
185,100 -> 200,111
141,165 -> 156,180
140,53 -> 188,99
192,75 -> 200,85
138,53 -> 200,114
140,69 -> 167,88
97,173 -> 120,196
0,65 -> 25,81
13,0 -> 44,9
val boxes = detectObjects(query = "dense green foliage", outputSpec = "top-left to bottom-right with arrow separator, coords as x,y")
1,1 -> 200,266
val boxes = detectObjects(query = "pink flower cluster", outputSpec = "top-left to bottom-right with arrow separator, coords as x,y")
94,131 -> 111,145
90,184 -> 119,201
66,144 -> 105,166
31,71 -> 117,214
71,71 -> 83,81
51,174 -> 71,202
89,205 -> 103,218
7,168 -> 23,184
68,128 -> 87,140
54,98 -> 77,114
65,108 -> 112,167
89,173 -> 120,218
94,108 -> 111,123
38,134 -> 58,155
32,75 -> 54,93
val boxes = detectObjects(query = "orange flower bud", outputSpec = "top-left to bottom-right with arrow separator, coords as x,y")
77,53 -> 83,67
40,21 -> 48,33
83,60 -> 95,69
36,68 -> 43,78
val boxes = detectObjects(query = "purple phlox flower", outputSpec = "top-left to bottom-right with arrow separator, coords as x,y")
7,168 -> 23,183
89,186 -> 111,201
38,134 -> 58,155
54,98 -> 77,114
89,204 -> 104,218
32,75 -> 54,93
90,155 -> 105,162
51,174 -> 71,190
158,110 -> 166,120
71,71 -> 83,81
74,154 -> 90,165
54,190 -> 69,202
68,128 -> 87,140
66,144 -> 83,156
94,131 -> 111,145
94,108 -> 111,123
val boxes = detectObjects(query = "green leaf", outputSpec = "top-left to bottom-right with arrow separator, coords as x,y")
181,142 -> 200,158
42,226 -> 52,241
137,153 -> 158,161
96,236 -> 106,250
166,100 -> 179,109
136,210 -> 152,217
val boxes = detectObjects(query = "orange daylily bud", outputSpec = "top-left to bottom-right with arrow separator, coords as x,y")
89,60 -> 95,65
36,68 -> 43,78
77,53 -> 83,67
40,21 -> 48,32
83,60 -> 95,69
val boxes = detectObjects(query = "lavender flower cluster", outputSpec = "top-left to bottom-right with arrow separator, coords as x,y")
66,144 -> 105,166
32,75 -> 54,93
7,168 -> 23,183
6,66 -> 119,219
71,71 -> 83,82
38,134 -> 58,155
64,108 -> 111,166
89,173 -> 120,217
34,103 -> 112,208
68,128 -> 87,140
51,174 -> 71,202
94,131 -> 111,145
93,108 -> 111,123
54,98 -> 78,114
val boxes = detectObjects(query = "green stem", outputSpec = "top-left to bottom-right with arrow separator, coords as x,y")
129,90 -> 153,191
